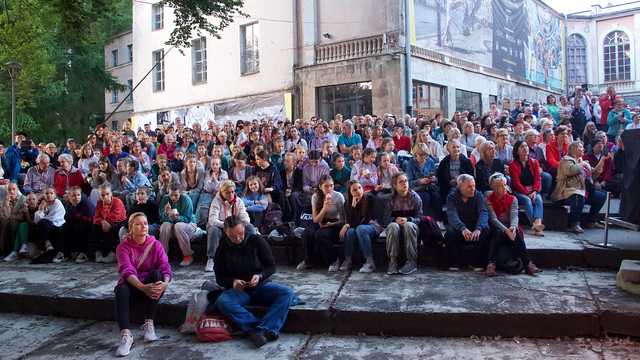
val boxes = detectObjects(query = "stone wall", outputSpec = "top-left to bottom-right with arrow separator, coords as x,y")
295,55 -> 403,120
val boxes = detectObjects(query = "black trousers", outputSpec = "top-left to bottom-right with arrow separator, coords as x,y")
114,270 -> 163,330
90,221 -> 126,257
487,228 -> 529,265
302,223 -> 342,266
62,220 -> 93,255
416,188 -> 444,221
35,219 -> 62,251
444,226 -> 491,268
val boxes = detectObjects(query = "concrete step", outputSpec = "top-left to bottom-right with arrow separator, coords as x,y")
0,262 -> 638,339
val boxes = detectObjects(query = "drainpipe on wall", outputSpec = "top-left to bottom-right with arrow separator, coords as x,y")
292,0 -> 299,119
404,0 -> 413,116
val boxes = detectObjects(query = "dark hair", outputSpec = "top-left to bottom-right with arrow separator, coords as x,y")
513,140 -> 527,161
391,172 -> 408,196
233,151 -> 247,161
345,180 -> 364,208
313,174 -> 334,211
223,215 -> 245,230
308,150 -> 322,160
256,149 -> 270,161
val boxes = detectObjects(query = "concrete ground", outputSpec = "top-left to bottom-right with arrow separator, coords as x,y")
0,313 -> 638,360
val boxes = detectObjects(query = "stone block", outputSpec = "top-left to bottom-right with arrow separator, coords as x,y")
618,259 -> 640,283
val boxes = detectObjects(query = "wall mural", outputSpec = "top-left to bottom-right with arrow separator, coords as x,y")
414,0 -> 564,90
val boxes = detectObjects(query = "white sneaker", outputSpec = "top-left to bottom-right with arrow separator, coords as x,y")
44,241 -> 54,251
18,244 -> 28,255
3,251 -> 18,262
95,251 -> 104,263
75,253 -> 88,264
328,259 -> 341,272
296,260 -> 309,271
52,252 -> 66,263
142,321 -> 159,342
205,258 -> 215,272
102,252 -> 116,264
358,262 -> 376,273
115,333 -> 134,357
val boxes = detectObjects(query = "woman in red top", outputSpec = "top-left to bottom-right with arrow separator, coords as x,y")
92,184 -> 127,263
158,133 -> 177,161
509,141 -> 545,236
545,125 -> 570,176
53,153 -> 84,197
392,124 -> 411,152
485,173 -> 539,277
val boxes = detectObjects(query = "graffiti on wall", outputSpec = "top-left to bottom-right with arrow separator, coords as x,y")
414,0 -> 564,90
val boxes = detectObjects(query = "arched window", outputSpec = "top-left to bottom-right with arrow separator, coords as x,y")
603,31 -> 631,82
567,34 -> 587,85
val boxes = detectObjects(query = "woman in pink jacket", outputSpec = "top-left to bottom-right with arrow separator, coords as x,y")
114,212 -> 172,357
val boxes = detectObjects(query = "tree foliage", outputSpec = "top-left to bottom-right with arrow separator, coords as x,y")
0,0 -> 131,144
162,0 -> 246,49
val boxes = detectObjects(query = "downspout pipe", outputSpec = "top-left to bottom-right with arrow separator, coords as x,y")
564,13 -> 569,95
404,0 -> 413,116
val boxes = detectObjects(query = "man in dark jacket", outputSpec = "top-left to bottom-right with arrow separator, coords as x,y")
63,186 -> 96,263
214,215 -> 296,348
444,174 -> 490,270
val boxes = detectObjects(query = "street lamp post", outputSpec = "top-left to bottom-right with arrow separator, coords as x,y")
6,61 -> 21,145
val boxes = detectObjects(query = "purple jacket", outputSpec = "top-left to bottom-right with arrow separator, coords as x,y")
116,235 -> 172,284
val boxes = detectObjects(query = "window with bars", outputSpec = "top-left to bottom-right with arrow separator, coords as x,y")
192,37 -> 207,84
412,81 -> 446,117
240,22 -> 260,74
127,44 -> 133,63
127,79 -> 133,103
152,49 -> 165,92
603,31 -> 631,82
111,49 -> 118,67
152,3 -> 163,31
111,89 -> 118,104
568,34 -> 587,85
455,89 -> 482,115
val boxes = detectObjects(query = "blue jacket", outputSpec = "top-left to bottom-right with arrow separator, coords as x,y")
404,156 -> 437,188
446,189 -> 489,232
3,146 -> 21,181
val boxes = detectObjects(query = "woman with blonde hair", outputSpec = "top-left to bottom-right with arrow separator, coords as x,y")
114,212 -> 172,356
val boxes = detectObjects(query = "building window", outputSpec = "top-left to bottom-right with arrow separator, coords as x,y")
240,22 -> 260,74
317,82 -> 372,121
111,89 -> 118,104
603,31 -> 631,82
568,34 -> 587,86
152,49 -> 165,92
127,44 -> 133,63
455,89 -> 482,115
126,79 -> 133,103
111,121 -> 118,131
111,49 -> 118,67
192,37 -> 207,84
412,81 -> 446,118
152,3 -> 163,31
157,111 -> 169,126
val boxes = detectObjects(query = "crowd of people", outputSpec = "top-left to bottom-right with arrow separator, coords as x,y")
0,85 -> 638,354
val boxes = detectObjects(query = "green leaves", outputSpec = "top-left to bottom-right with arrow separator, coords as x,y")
161,0 -> 246,49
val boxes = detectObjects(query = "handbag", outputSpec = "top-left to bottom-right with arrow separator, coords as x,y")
195,314 -> 233,342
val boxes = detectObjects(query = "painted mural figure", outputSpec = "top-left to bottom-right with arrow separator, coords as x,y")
492,0 -> 529,78
531,10 -> 561,86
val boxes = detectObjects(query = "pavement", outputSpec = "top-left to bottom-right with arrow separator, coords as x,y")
0,257 -> 639,338
1,313 -> 639,360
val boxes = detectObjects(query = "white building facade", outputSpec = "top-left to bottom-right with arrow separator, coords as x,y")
131,0 -> 295,128
567,2 -> 640,106
104,31 -> 133,131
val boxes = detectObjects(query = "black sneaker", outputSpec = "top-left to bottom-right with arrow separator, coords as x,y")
264,331 -> 279,342
399,261 -> 417,275
248,331 -> 267,348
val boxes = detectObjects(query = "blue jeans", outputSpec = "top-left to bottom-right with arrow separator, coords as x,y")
515,192 -> 543,224
344,224 -> 377,258
215,282 -> 295,335
563,191 -> 606,225
541,172 -> 552,197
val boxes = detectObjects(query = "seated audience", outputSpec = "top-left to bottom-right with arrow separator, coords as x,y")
32,187 -> 66,263
341,181 -> 381,273
509,141 -> 545,236
63,186 -> 95,263
158,185 -> 198,267
92,184 -> 127,263
437,139 -> 474,200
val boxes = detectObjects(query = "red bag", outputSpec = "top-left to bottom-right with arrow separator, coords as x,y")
195,315 -> 233,342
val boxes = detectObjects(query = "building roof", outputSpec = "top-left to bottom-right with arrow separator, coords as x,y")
567,1 -> 640,19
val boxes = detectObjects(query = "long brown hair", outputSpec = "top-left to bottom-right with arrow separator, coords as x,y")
313,174 -> 333,211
